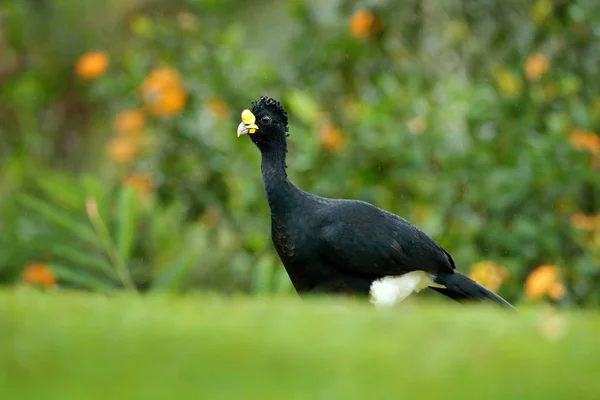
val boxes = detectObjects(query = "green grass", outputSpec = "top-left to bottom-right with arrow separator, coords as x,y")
0,288 -> 599,400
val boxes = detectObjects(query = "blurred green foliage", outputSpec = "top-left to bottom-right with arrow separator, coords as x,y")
0,0 -> 598,305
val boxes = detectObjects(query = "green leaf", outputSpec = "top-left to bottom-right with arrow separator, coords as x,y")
251,254 -> 275,294
20,194 -> 99,246
49,244 -> 116,279
150,252 -> 195,292
273,264 -> 294,294
34,172 -> 85,212
85,193 -> 136,292
285,90 -> 319,125
82,174 -> 110,225
116,185 -> 139,269
49,263 -> 116,292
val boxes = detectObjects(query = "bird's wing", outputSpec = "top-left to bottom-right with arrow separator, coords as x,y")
319,201 -> 455,277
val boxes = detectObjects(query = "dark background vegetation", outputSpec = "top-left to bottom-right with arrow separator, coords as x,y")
0,0 -> 598,307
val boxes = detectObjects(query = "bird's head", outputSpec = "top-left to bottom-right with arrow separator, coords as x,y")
237,96 -> 289,151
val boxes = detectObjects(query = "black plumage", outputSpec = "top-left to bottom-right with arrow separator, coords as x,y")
237,96 -> 515,310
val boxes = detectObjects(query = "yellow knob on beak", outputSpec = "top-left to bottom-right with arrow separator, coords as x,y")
241,109 -> 256,125
237,109 -> 259,137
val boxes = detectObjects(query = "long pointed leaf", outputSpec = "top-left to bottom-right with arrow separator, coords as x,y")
34,172 -> 85,212
82,174 -> 110,226
49,244 -> 117,279
116,185 -> 139,269
150,252 -> 195,292
85,196 -> 136,291
251,254 -> 275,294
20,194 -> 99,246
49,263 -> 116,293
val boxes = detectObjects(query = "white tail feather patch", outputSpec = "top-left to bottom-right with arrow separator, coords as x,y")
369,271 -> 444,307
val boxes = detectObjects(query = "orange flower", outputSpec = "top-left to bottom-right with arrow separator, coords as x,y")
142,67 -> 182,93
148,89 -> 187,117
525,264 -> 562,300
123,174 -> 154,196
106,137 -> 139,163
113,109 -> 145,137
571,213 -> 598,231
469,260 -> 509,292
75,51 -> 109,80
141,67 -> 187,117
319,123 -> 345,151
524,53 -> 549,81
569,128 -> 600,154
548,282 -> 565,300
350,9 -> 381,40
207,97 -> 231,120
22,263 -> 57,288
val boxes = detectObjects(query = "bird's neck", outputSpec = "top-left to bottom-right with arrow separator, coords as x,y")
260,144 -> 297,215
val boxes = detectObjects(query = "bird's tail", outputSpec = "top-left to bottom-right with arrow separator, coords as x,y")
430,272 -> 517,311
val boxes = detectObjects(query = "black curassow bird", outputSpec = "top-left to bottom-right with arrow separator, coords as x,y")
237,96 -> 516,310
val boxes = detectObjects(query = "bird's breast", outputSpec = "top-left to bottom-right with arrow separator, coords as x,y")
271,218 -> 298,257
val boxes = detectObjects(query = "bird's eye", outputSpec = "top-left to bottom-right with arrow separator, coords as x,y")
261,116 -> 272,125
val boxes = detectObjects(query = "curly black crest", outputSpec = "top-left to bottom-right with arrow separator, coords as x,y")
251,96 -> 289,130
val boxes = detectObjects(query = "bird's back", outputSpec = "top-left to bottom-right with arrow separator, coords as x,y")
319,199 -> 455,271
